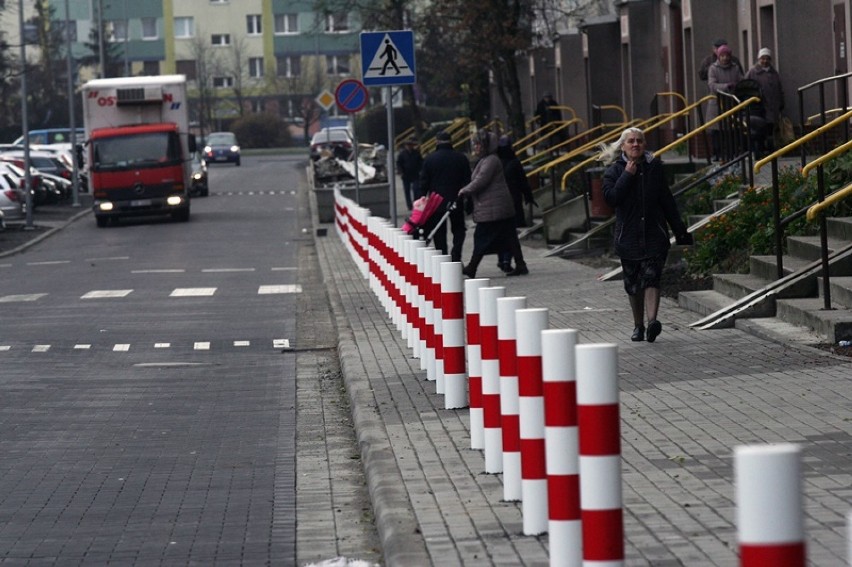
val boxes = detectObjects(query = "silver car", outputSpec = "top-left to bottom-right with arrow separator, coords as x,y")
0,172 -> 24,220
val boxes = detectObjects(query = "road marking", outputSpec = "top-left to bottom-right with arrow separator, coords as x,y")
0,346 -> 10,351
0,293 -> 47,303
132,269 -> 186,274
273,339 -> 290,349
0,263 -> 12,268
27,260 -> 71,266
258,285 -> 302,294
113,344 -> 130,352
271,267 -> 297,271
86,256 -> 130,262
194,342 -> 211,350
170,288 -> 217,297
154,343 -> 171,348
82,290 -> 133,299
32,345 -> 50,352
74,344 -> 91,349
234,340 -> 250,347
201,268 -> 256,273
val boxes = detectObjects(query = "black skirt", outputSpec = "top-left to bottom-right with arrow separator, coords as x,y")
472,217 -> 516,257
620,255 -> 666,295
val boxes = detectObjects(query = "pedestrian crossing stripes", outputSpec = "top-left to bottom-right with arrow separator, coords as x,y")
0,339 -> 293,353
209,190 -> 297,196
0,285 -> 303,303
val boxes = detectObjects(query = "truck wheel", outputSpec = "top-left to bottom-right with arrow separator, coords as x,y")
96,216 -> 109,228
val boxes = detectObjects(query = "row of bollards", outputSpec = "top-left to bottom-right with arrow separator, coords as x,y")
333,190 -> 817,567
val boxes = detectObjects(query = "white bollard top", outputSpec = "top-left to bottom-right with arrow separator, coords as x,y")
464,278 -> 490,313
497,297 -> 527,340
541,329 -> 578,382
575,343 -> 619,405
515,308 -> 549,356
478,287 -> 506,327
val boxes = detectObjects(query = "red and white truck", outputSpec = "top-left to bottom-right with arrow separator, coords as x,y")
81,75 -> 195,227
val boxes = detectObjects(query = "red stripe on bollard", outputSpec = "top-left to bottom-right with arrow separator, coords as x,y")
469,377 -> 482,407
520,438 -> 546,478
498,339 -> 517,376
740,544 -> 806,566
482,393 -> 502,428
578,405 -> 621,456
517,355 -> 543,397
443,346 -> 466,374
581,509 -> 624,560
480,327 -> 498,359
442,293 -> 464,319
502,414 -> 520,452
547,474 -> 581,520
543,381 -> 577,427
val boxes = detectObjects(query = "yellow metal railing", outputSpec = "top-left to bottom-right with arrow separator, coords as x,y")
802,138 -> 852,178
807,181 -> 852,221
754,108 -> 852,173
653,95 -> 742,157
516,118 -> 584,157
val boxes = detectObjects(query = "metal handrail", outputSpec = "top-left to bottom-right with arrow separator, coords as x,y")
754,109 -> 852,173
798,71 -> 852,168
801,138 -> 852,178
806,181 -> 852,221
525,122 -> 633,175
655,95 -> 755,157
516,118 -> 583,155
593,104 -> 628,125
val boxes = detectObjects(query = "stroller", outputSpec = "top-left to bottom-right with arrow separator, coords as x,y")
402,192 -> 456,245
734,79 -> 771,155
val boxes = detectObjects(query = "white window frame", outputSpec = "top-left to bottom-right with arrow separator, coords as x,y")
213,76 -> 234,88
249,57 -> 264,78
174,17 -> 194,39
274,13 -> 298,35
325,13 -> 349,33
277,55 -> 300,78
326,55 -> 350,76
141,17 -> 157,40
211,33 -> 231,47
108,20 -> 127,42
246,14 -> 262,35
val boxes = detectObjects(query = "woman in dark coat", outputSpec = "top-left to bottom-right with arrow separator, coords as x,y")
496,135 -> 534,272
600,127 -> 692,343
458,130 -> 528,278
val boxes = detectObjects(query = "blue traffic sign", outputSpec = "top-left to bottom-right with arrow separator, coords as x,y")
335,79 -> 368,113
360,30 -> 416,86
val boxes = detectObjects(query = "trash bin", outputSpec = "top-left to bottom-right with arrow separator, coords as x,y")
586,167 -> 613,219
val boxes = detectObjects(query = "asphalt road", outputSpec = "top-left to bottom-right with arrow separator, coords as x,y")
0,155 -> 380,565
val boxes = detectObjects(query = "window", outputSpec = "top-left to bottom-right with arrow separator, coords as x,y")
249,57 -> 264,78
174,17 -> 194,38
141,17 -> 157,40
57,20 -> 77,42
176,59 -> 196,80
213,76 -> 234,88
325,13 -> 349,33
211,34 -> 231,46
326,55 -> 350,76
246,14 -> 262,35
109,20 -> 127,42
274,13 -> 298,34
143,61 -> 159,75
276,55 -> 301,78
250,99 -> 264,113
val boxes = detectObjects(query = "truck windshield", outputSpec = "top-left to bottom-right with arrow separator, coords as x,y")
91,131 -> 181,171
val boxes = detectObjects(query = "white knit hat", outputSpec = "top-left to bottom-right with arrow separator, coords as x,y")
758,47 -> 772,59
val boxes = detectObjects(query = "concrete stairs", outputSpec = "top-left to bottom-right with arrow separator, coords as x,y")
679,216 -> 852,342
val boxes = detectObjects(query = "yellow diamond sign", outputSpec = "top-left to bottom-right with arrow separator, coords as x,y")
316,89 -> 335,110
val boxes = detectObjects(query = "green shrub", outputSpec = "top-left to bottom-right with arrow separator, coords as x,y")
229,112 -> 292,148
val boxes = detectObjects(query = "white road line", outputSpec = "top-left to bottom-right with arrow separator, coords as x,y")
0,346 -> 10,351
74,344 -> 91,349
27,260 -> 71,266
86,256 -> 130,262
81,290 -> 133,299
273,339 -> 290,349
194,342 -> 211,350
170,288 -> 217,297
113,344 -> 130,352
0,293 -> 47,303
234,340 -> 250,347
32,345 -> 50,352
154,343 -> 171,348
271,267 -> 297,271
132,269 -> 186,274
258,285 -> 302,294
201,268 -> 256,273
0,263 -> 12,268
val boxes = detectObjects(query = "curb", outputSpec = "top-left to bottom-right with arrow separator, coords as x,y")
0,205 -> 92,259
309,188 -> 430,566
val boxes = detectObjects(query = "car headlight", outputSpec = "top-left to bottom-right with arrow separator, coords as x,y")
167,195 -> 183,206
98,201 -> 114,211
230,145 -> 240,152
203,146 -> 212,153
192,172 -> 202,181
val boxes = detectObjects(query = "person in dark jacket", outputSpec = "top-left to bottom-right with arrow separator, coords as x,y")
396,137 -> 424,210
496,135 -> 535,272
458,130 -> 528,278
600,127 -> 692,343
419,130 -> 471,262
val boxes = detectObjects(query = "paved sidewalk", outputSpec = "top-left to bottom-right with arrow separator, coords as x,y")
315,208 -> 852,565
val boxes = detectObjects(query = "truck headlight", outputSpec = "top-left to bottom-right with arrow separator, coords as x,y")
166,195 -> 183,206
98,201 -> 114,211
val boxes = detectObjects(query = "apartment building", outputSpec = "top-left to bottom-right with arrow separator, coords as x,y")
40,0 -> 360,130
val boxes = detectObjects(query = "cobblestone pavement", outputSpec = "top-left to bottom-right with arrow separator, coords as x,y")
315,198 -> 851,566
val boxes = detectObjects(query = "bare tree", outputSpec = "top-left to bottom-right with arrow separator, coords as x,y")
226,35 -> 249,117
184,34 -> 219,141
267,55 -> 324,143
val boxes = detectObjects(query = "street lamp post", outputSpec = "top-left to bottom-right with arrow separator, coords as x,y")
18,0 -> 33,228
66,0 -> 80,206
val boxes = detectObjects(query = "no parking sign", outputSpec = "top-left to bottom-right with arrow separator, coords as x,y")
335,79 -> 368,114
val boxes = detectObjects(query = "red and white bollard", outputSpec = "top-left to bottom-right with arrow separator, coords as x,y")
478,286 -> 506,473
426,254 -> 450,384
441,261 -> 467,409
464,278 -> 490,450
576,343 -> 623,565
391,231 -> 410,335
516,307 -> 549,535
416,247 -> 439,368
496,296 -> 527,502
542,329 -> 582,567
735,444 -> 805,567
405,240 -> 426,352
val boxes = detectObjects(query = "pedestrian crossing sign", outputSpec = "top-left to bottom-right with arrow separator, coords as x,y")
360,30 -> 416,86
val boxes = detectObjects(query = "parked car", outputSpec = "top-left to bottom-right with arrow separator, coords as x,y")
190,152 -> 209,197
12,128 -> 85,146
203,131 -> 240,166
309,129 -> 353,161
0,151 -> 72,200
0,174 -> 24,221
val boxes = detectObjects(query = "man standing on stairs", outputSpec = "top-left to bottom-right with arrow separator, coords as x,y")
599,127 -> 693,343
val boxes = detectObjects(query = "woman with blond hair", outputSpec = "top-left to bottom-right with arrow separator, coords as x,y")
600,127 -> 692,343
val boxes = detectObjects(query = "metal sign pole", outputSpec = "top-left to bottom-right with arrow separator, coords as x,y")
353,128 -> 360,204
386,86 -> 396,226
